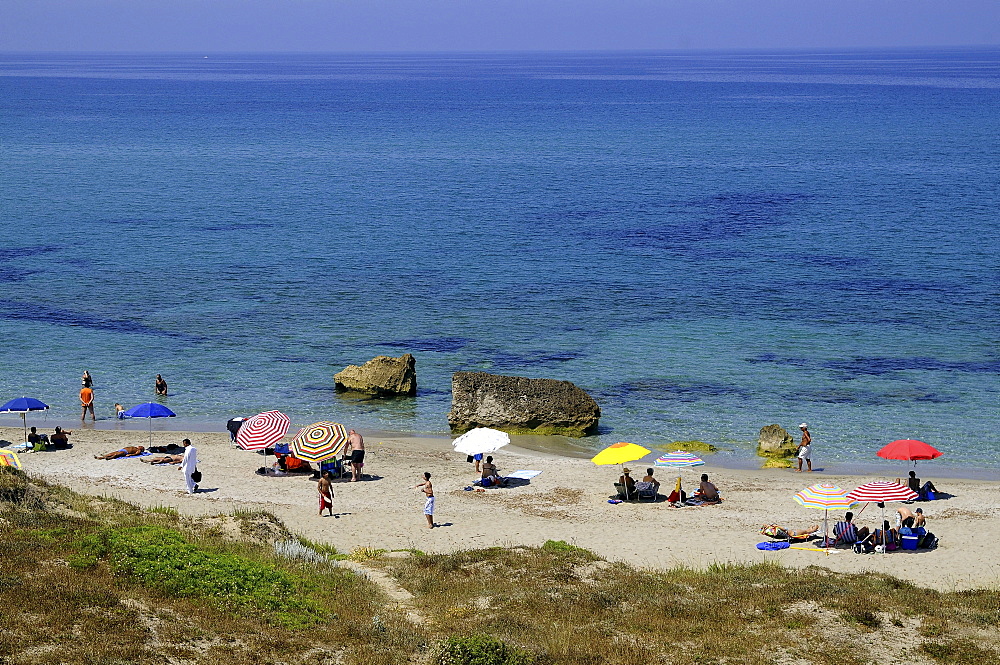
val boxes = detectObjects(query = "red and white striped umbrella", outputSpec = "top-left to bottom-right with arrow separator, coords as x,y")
846,481 -> 918,503
236,410 -> 290,451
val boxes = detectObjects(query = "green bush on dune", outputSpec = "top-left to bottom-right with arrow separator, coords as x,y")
437,634 -> 534,665
82,525 -> 323,626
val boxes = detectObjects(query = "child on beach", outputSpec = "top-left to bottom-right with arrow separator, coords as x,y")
318,471 -> 335,517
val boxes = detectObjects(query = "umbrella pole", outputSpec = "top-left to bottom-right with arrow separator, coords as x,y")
22,413 -> 27,444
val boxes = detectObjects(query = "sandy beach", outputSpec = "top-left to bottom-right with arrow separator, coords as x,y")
6,425 -> 999,592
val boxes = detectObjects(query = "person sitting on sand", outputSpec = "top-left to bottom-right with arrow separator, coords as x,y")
27,427 -> 48,449
872,520 -> 898,548
832,511 -> 870,546
695,473 -> 720,502
913,507 -> 926,528
141,454 -> 183,465
49,427 -> 72,449
94,446 -> 145,460
481,455 -> 507,486
905,470 -> 938,500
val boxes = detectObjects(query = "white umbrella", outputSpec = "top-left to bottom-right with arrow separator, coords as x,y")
452,427 -> 510,456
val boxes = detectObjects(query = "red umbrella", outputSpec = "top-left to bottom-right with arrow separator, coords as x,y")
236,410 -> 290,451
877,439 -> 942,462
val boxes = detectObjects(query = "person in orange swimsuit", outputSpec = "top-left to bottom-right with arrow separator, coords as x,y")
80,385 -> 95,421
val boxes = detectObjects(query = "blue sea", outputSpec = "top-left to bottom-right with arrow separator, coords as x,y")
1,49 -> 998,472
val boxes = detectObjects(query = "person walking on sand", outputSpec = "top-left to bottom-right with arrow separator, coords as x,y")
347,429 -> 365,482
179,438 -> 198,494
80,384 -> 95,421
413,472 -> 435,529
155,374 -> 168,396
318,471 -> 335,517
797,423 -> 812,472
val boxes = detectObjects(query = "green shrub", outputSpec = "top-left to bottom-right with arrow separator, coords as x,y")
540,540 -> 596,559
82,525 -> 322,626
437,635 -> 533,665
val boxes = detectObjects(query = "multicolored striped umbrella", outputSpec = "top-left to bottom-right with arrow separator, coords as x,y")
847,481 -> 918,503
793,483 -> 857,510
0,448 -> 22,470
654,451 -> 706,468
236,410 -> 291,451
793,483 -> 857,548
290,421 -> 349,462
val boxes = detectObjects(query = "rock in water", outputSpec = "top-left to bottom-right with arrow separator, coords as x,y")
335,354 -> 417,396
757,424 -> 797,459
448,371 -> 600,437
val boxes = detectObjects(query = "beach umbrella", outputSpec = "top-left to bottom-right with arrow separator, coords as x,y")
0,397 -> 50,444
236,410 -> 290,452
123,402 -> 177,447
452,427 -> 510,456
847,481 -> 918,552
655,451 -> 705,502
0,448 -> 23,470
793,483 -> 857,547
877,439 -> 942,465
592,442 -> 651,501
290,421 -> 348,462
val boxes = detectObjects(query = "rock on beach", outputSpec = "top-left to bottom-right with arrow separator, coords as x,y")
448,371 -> 600,437
334,354 -> 417,396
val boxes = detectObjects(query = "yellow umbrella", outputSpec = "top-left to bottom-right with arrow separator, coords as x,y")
591,441 -> 651,466
592,442 -> 651,500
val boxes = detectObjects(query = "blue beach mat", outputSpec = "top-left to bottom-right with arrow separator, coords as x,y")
756,542 -> 790,551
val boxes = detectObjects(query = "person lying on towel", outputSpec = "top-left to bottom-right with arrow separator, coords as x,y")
94,446 -> 145,460
141,454 -> 183,465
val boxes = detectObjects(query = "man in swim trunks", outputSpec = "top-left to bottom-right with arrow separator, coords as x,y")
347,429 -> 365,482
318,471 -> 335,517
80,385 -> 95,421
141,454 -> 183,465
155,374 -> 168,396
49,427 -> 71,448
414,471 -> 434,528
797,423 -> 812,472
695,473 -> 720,502
95,446 -> 145,460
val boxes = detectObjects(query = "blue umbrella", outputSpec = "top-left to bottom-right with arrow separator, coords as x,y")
0,397 -> 50,444
124,402 -> 176,446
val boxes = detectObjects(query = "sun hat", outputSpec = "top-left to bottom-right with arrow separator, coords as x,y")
800,423 -> 808,429
623,468 -> 631,473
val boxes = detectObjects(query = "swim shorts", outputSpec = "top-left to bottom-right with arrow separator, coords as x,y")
351,449 -> 366,464
424,496 -> 435,515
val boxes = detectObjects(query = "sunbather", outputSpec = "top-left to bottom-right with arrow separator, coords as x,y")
141,454 -> 183,465
761,524 -> 820,540
694,473 -> 720,502
481,455 -> 507,486
872,520 -> 898,548
49,427 -> 71,449
94,446 -> 145,460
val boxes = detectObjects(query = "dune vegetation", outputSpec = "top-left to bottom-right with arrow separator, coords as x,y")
1,467 -> 998,665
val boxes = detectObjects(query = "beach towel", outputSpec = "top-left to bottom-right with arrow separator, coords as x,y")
109,451 -> 151,460
506,470 -> 542,479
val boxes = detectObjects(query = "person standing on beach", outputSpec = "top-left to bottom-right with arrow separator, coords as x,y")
797,423 -> 812,472
80,384 -> 95,421
318,471 -> 335,517
179,438 -> 198,494
347,429 -> 365,482
155,374 -> 168,396
414,472 -> 435,529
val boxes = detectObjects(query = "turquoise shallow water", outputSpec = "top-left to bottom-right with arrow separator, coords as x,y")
0,49 -> 998,468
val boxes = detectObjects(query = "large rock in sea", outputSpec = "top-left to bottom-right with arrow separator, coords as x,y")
335,354 -> 417,396
448,371 -> 600,437
757,424 -> 797,461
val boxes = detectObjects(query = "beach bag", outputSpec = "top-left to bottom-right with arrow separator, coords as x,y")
191,468 -> 203,483
853,541 -> 874,554
919,532 -> 938,549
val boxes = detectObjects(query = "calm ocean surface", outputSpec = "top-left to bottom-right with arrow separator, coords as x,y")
1,49 -> 998,471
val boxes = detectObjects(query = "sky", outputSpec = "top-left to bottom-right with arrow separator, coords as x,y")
1,0 -> 998,52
